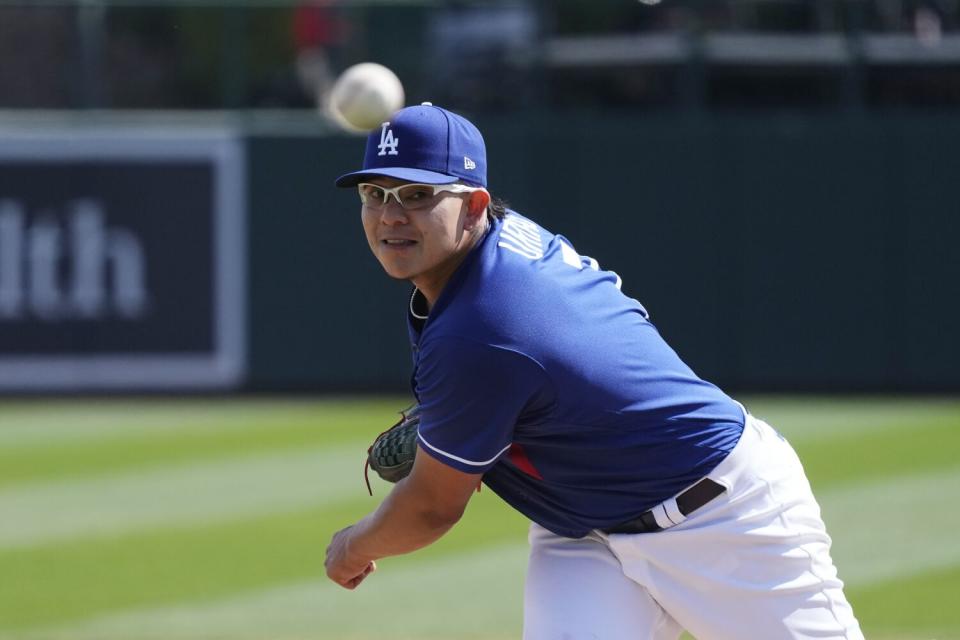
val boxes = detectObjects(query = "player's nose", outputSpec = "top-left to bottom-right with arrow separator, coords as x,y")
380,199 -> 409,224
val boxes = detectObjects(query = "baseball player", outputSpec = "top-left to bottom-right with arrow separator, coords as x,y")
325,103 -> 864,639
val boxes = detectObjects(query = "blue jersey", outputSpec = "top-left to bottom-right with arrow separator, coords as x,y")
408,212 -> 744,539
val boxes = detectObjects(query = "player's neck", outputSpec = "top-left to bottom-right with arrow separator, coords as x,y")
412,253 -> 468,310
412,219 -> 488,310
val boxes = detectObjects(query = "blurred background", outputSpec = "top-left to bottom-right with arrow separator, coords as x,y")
0,0 -> 958,393
0,1 -> 958,639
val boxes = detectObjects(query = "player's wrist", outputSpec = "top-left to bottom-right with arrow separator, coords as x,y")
343,519 -> 380,566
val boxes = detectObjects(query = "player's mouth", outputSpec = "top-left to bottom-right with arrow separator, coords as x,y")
382,238 -> 417,248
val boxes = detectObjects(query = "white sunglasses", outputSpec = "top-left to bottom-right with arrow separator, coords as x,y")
357,182 -> 481,210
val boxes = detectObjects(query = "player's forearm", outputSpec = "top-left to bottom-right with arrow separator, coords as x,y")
348,477 -> 464,562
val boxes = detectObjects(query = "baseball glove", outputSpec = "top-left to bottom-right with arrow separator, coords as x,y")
365,403 -> 420,495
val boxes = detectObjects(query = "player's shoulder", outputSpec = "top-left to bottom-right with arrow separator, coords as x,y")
427,211 -> 568,341
479,210 -> 557,290
494,210 -> 553,262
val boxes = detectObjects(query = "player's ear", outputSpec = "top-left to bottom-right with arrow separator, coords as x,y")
464,189 -> 491,228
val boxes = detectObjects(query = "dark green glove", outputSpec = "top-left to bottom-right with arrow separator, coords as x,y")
365,404 -> 420,494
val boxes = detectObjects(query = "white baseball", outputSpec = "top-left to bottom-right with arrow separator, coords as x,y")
327,62 -> 405,132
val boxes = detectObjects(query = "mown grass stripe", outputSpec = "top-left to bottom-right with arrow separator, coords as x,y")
791,419 -> 960,489
742,396 -> 960,442
9,543 -> 529,640
847,564 -> 960,637
0,444 -> 367,549
0,486 -> 527,631
0,506 -> 342,631
820,466 -> 960,587
0,398 -> 408,449
0,400 -> 319,445
0,401 -> 407,488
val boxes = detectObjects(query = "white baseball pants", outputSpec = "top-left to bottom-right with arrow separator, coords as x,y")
523,413 -> 864,640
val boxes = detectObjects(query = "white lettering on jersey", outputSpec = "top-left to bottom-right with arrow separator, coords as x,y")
560,240 -> 581,269
498,214 -> 544,260
377,123 -> 399,156
560,242 -> 625,292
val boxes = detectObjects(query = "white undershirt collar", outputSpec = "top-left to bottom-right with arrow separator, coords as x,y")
409,288 -> 429,320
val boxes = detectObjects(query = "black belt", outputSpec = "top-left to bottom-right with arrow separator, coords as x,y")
602,478 -> 726,535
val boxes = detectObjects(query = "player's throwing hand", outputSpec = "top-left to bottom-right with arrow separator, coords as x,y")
325,525 -> 377,589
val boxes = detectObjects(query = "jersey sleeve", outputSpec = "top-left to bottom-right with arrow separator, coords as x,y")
414,336 -> 549,474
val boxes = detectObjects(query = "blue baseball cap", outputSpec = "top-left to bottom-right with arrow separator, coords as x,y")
335,103 -> 487,188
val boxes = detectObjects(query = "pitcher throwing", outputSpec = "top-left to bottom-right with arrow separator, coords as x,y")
324,103 -> 863,640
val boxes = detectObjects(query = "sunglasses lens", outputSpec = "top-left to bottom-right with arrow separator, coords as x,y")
396,185 -> 437,208
358,184 -> 387,206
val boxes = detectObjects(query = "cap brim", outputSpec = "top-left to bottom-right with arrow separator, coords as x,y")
335,167 -> 460,188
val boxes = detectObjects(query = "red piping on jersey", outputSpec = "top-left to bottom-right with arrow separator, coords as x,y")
508,443 -> 543,480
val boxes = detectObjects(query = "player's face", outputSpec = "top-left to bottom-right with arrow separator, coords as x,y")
360,177 -> 483,300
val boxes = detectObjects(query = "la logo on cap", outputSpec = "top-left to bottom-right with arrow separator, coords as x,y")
377,122 -> 399,157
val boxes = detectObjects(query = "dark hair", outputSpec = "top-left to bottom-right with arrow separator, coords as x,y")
487,194 -> 508,221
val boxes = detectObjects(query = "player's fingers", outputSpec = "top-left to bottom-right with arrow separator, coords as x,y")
331,571 -> 360,589
349,561 -> 376,585
348,562 -> 377,589
343,572 -> 368,589
328,561 -> 376,590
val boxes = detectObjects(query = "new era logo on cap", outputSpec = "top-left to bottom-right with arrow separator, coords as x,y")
335,103 -> 488,188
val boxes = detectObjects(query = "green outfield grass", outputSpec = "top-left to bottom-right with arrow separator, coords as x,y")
0,396 -> 958,639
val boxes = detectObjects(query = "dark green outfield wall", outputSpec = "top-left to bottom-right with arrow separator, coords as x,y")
247,112 -> 960,392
